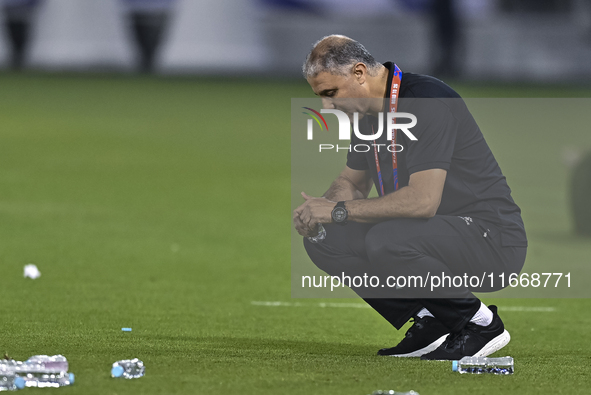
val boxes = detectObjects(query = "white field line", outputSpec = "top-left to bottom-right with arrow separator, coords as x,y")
250,301 -> 556,312
498,306 -> 556,312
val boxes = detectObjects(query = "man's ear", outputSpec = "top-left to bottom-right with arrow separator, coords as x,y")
353,62 -> 367,85
353,62 -> 368,84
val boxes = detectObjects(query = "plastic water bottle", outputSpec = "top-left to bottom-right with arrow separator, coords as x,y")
369,391 -> 420,395
19,371 -> 74,388
0,355 -> 74,388
111,358 -> 145,379
23,355 -> 69,373
452,356 -> 514,375
0,371 -> 25,391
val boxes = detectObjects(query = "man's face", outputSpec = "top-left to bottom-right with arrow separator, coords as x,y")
307,71 -> 371,120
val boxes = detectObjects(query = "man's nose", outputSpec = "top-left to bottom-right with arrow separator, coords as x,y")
321,98 -> 335,109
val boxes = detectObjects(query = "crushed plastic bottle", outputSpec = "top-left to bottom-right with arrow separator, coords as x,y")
369,391 -> 420,395
452,356 -> 514,375
0,355 -> 74,388
111,358 -> 145,379
19,372 -> 74,388
22,355 -> 69,373
0,370 -> 25,391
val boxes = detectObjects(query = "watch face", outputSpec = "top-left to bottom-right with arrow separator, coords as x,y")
332,207 -> 347,223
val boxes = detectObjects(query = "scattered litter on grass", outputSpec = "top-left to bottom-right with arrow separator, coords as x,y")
453,356 -> 514,375
121,328 -> 132,332
111,358 -> 145,379
24,264 -> 41,279
369,391 -> 419,395
0,354 -> 74,389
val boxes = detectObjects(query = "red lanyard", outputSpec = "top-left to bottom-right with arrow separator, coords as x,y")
373,64 -> 402,196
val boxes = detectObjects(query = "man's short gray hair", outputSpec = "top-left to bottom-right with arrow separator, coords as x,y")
302,35 -> 381,79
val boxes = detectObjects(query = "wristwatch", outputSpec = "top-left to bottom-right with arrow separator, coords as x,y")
331,201 -> 348,225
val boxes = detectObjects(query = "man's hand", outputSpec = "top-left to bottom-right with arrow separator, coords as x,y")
293,192 -> 336,237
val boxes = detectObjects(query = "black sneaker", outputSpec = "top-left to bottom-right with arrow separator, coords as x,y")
420,305 -> 510,361
377,315 -> 450,357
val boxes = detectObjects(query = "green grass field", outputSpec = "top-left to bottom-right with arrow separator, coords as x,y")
0,73 -> 590,394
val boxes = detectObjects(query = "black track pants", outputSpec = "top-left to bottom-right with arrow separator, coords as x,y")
303,215 -> 526,333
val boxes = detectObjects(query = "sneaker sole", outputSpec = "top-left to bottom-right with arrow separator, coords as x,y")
385,334 -> 449,357
473,330 -> 511,357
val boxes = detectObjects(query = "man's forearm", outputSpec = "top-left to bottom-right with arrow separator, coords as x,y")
345,185 -> 439,222
295,169 -> 445,230
323,176 -> 367,201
